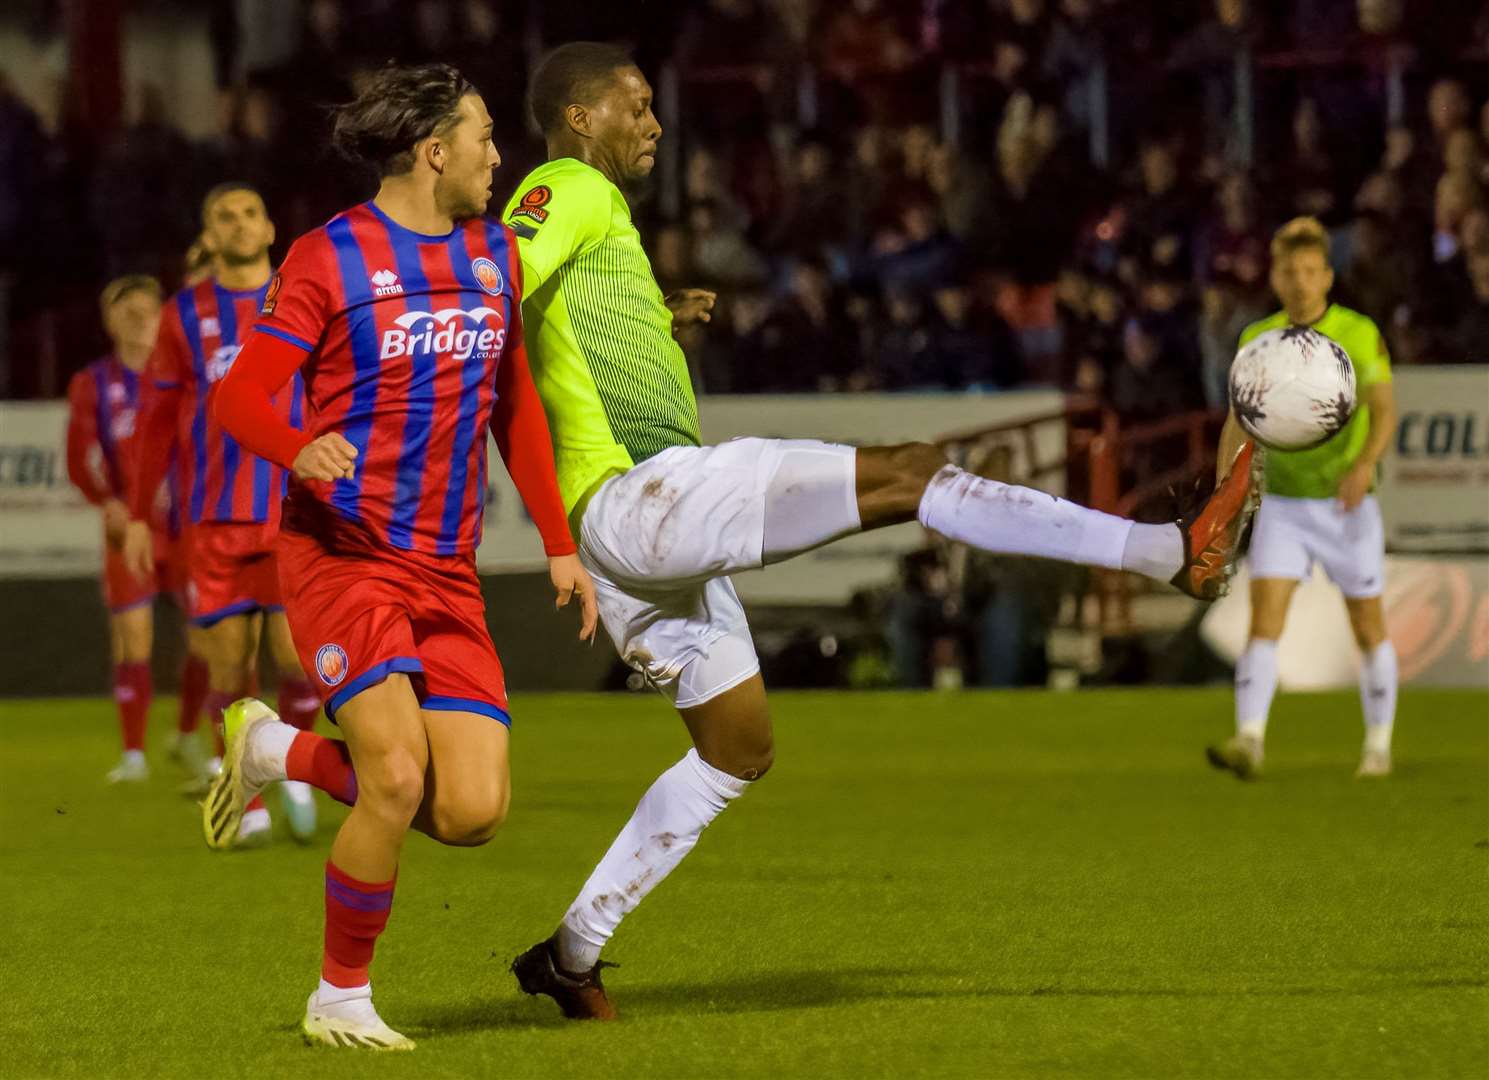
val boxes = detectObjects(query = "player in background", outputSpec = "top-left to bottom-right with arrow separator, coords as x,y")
493,42 -> 1260,1019
123,183 -> 320,844
1208,217 -> 1399,780
208,65 -> 597,1048
66,275 -> 211,782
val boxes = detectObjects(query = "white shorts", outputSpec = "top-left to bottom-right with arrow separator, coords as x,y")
1248,494 -> 1385,599
578,438 -> 856,708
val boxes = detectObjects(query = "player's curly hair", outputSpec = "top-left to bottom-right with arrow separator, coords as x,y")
529,42 -> 636,135
331,63 -> 475,177
1271,216 -> 1330,261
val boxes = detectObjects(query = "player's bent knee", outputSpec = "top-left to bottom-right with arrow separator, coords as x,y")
431,790 -> 508,847
359,753 -> 425,826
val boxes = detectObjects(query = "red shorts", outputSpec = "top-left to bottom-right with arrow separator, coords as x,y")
185,522 -> 283,627
102,530 -> 184,613
276,525 -> 509,725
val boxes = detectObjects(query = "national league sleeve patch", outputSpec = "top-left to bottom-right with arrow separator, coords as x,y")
511,185 -> 551,225
261,272 -> 283,315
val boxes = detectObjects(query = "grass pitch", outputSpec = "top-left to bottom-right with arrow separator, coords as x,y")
1,688 -> 1485,1079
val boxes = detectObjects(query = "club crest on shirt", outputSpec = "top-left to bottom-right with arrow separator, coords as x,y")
511,185 -> 550,225
315,643 -> 349,686
200,317 -> 220,338
471,257 -> 505,296
206,344 -> 242,383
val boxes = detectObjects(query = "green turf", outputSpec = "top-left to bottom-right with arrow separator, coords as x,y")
1,688 -> 1485,1079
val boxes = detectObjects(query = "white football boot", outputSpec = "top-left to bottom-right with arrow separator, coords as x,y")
202,698 -> 279,850
1205,733 -> 1264,780
235,802 -> 273,848
106,749 -> 149,784
302,985 -> 415,1050
1355,748 -> 1392,778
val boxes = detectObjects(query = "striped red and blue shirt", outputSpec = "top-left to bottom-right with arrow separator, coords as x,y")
67,355 -> 178,534
132,277 -> 303,526
248,202 -> 562,556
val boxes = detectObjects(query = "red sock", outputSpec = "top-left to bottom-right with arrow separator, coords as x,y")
323,861 -> 395,988
177,653 -> 209,734
204,690 -> 238,758
277,677 -> 322,732
114,662 -> 152,751
287,731 -> 358,806
246,793 -> 266,812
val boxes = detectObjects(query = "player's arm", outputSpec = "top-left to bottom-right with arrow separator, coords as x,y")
122,325 -> 187,576
65,372 -> 111,505
505,174 -> 609,293
66,372 -> 130,546
1339,331 -> 1397,510
214,243 -> 354,481
490,309 -> 596,640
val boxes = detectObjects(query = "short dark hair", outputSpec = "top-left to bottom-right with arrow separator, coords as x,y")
200,181 -> 262,223
99,275 -> 161,316
332,63 -> 475,177
529,42 -> 635,135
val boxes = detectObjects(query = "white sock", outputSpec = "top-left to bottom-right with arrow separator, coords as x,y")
244,719 -> 297,786
556,749 -> 750,972
1120,523 -> 1186,581
121,748 -> 146,766
1359,641 -> 1397,754
1235,638 -> 1279,740
917,465 -> 1134,570
315,979 -> 371,1006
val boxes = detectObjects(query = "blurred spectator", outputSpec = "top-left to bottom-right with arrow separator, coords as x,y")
1448,250 -> 1489,361
689,200 -> 769,287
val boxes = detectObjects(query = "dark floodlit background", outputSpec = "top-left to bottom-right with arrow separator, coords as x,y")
1,0 -> 1486,694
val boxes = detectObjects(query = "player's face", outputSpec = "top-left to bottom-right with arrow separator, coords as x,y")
203,191 -> 275,267
1271,249 -> 1333,317
588,67 -> 661,186
434,93 -> 500,220
104,290 -> 163,353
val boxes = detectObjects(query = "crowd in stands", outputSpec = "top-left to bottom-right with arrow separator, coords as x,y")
4,0 -> 1489,406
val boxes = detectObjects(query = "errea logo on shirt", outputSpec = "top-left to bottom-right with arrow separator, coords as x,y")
379,307 -> 507,362
371,269 -> 403,297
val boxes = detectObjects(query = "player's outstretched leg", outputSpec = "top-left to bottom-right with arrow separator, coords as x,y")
856,440 -> 1261,602
514,675 -> 766,1019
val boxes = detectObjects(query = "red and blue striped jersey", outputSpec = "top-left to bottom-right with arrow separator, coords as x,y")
254,202 -> 527,555
66,355 -> 179,534
145,277 -> 303,525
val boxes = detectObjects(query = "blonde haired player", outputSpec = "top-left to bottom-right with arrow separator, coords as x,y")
1208,217 -> 1399,780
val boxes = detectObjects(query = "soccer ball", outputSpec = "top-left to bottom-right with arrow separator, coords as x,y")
1228,326 -> 1357,451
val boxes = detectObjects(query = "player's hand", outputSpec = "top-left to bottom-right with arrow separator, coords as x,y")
122,520 -> 154,581
293,434 -> 358,482
665,289 -> 716,331
101,498 -> 130,548
549,554 -> 598,642
1338,462 -> 1372,511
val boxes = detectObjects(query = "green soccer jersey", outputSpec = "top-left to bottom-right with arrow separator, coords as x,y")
1237,304 -> 1392,499
502,157 -> 701,513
